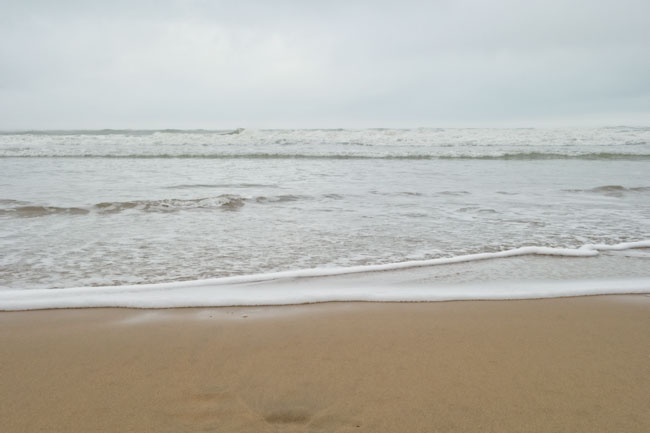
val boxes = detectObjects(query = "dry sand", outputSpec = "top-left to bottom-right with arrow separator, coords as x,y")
1,296 -> 649,433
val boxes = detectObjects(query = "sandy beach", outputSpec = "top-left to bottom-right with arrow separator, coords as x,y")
1,295 -> 649,432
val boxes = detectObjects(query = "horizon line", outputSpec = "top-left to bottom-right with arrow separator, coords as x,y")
1,124 -> 649,133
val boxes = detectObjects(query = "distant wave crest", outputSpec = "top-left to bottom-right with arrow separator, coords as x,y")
2,152 -> 649,160
2,127 -> 649,159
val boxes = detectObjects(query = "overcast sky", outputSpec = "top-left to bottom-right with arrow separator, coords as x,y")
1,0 -> 649,129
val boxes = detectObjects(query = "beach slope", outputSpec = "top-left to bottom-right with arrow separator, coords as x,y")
1,296 -> 649,432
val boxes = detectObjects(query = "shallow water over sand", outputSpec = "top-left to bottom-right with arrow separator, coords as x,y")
1,127 -> 649,297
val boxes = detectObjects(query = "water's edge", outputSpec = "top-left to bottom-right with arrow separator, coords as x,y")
2,240 -> 648,311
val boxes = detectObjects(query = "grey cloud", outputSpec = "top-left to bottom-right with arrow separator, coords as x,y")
0,0 -> 648,128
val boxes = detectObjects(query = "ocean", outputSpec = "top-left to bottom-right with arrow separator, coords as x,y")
1,127 -> 649,309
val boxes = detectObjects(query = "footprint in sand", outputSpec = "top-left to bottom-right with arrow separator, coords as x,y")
168,386 -> 362,432
264,408 -> 312,424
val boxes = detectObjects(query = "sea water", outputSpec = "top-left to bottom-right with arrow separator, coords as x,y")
1,127 -> 649,309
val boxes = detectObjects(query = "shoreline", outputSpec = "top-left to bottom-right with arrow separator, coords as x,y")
1,290 -> 650,313
1,295 -> 649,432
2,240 -> 649,311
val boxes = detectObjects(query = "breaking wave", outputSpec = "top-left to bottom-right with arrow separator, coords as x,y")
0,194 -> 322,217
94,195 -> 247,213
565,185 -> 650,196
0,206 -> 90,217
2,127 -> 649,160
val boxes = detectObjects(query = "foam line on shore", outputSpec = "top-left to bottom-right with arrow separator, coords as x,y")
1,278 -> 649,311
1,240 -> 649,311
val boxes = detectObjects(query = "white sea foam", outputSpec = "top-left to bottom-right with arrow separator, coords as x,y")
1,241 -> 648,311
1,127 -> 649,159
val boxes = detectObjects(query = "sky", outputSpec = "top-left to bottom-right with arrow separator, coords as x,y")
1,0 -> 649,129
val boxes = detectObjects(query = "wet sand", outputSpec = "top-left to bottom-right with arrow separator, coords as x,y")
1,296 -> 649,432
